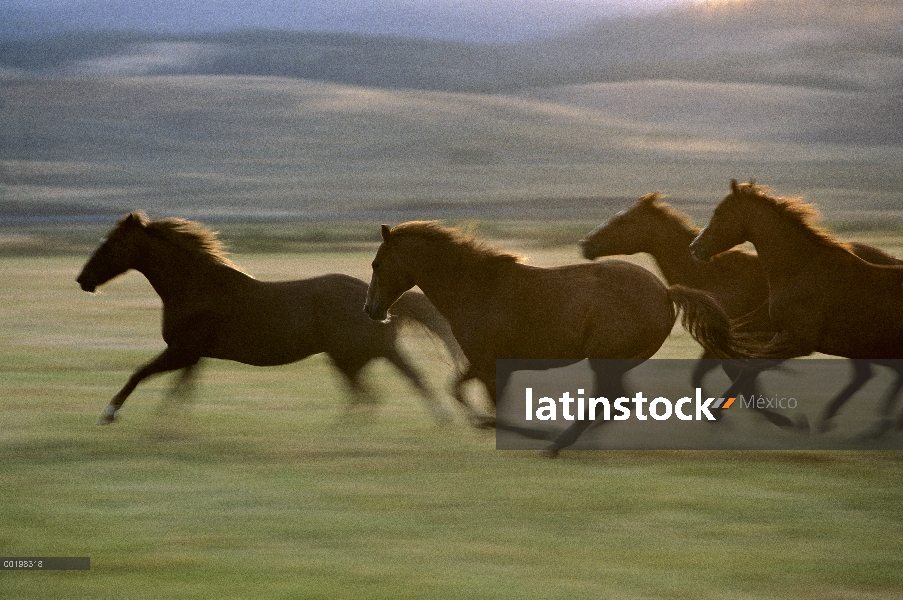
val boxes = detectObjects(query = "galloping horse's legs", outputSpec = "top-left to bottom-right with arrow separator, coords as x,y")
100,347 -> 201,424
383,345 -> 451,424
855,362 -> 903,438
690,353 -> 720,397
718,359 -> 805,429
167,359 -> 202,400
329,358 -> 377,407
448,366 -> 498,427
817,360 -> 873,432
542,361 -> 629,457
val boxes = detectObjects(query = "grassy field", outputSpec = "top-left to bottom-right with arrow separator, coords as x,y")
2,242 -> 902,599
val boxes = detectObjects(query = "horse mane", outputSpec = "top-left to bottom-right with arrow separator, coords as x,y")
133,212 -> 243,270
638,192 -> 700,235
389,221 -> 524,265
731,181 -> 853,252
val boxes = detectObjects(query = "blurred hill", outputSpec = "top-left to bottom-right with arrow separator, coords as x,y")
1,0 -> 900,224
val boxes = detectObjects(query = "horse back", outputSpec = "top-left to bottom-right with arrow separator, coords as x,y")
199,274 -> 396,366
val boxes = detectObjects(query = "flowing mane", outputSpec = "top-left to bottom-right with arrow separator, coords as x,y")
134,212 -> 242,270
639,192 -> 700,235
731,181 -> 852,251
389,221 -> 524,265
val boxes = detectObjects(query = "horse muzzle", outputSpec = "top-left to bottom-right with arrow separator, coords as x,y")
579,238 -> 601,260
688,234 -> 713,262
76,275 -> 97,293
364,300 -> 388,322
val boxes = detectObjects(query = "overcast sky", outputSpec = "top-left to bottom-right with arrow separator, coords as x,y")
3,0 -> 699,42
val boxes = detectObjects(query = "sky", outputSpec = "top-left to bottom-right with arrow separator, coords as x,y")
2,0 -> 700,42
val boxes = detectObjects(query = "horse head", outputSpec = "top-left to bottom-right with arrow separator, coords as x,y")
364,224 -> 415,321
690,180 -> 751,262
76,211 -> 147,292
580,193 -> 666,260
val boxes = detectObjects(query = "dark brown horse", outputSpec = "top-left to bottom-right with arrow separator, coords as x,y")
581,192 -> 903,431
690,180 -> 903,433
363,221 -> 747,452
77,211 -> 463,424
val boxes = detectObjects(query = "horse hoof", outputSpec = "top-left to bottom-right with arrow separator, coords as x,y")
98,406 -> 118,425
794,415 -> 810,433
473,417 -> 496,430
541,445 -> 560,459
816,419 -> 836,434
859,418 -> 894,440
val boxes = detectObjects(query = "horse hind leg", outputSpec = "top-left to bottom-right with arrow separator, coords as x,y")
168,360 -> 202,401
331,361 -> 377,407
691,352 -> 720,395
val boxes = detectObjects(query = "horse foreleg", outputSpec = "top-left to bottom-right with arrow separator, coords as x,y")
817,360 -> 872,433
101,348 -> 200,424
385,347 -> 452,424
855,363 -> 903,438
472,369 -> 502,430
543,362 -> 628,457
448,366 -> 495,427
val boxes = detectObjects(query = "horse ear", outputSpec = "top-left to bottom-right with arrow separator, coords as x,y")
121,211 -> 148,228
380,224 -> 392,243
638,192 -> 663,205
730,179 -> 739,193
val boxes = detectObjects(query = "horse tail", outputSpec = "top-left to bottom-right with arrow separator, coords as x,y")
667,285 -> 758,359
390,291 -> 468,371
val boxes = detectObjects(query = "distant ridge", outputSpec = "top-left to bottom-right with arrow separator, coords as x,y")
2,1 -> 900,94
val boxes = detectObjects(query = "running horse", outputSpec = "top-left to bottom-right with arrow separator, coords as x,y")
581,192 -> 903,431
690,180 -> 903,434
77,211 -> 463,424
364,221 -> 749,453
580,193 -> 768,388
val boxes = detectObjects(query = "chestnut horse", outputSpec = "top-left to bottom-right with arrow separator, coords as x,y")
77,212 -> 463,424
580,193 -> 768,387
364,221 -> 747,452
581,192 -> 903,431
690,180 -> 903,433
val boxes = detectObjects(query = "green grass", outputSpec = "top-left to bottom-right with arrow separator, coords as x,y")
2,251 -> 902,599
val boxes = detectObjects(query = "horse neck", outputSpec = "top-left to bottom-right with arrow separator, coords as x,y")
741,200 -> 814,275
642,218 -> 702,286
401,238 -> 505,323
132,232 -> 238,304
